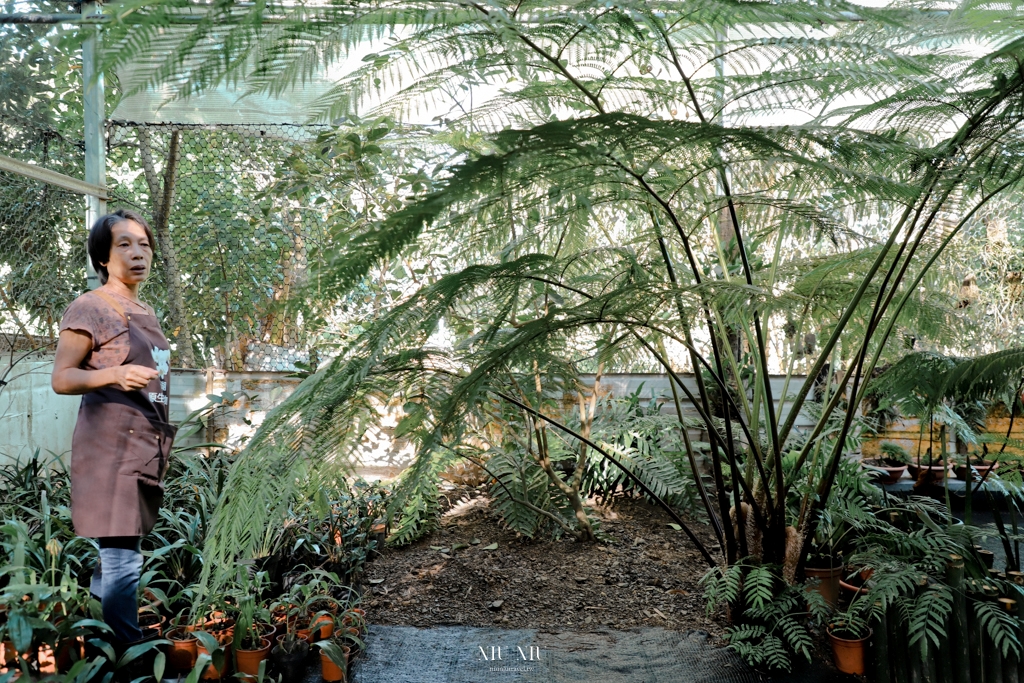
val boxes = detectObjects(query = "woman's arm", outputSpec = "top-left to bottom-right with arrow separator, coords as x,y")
51,329 -> 158,395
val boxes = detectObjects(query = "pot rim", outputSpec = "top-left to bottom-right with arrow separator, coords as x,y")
860,460 -> 908,471
166,626 -> 198,642
827,625 -> 873,643
236,637 -> 271,654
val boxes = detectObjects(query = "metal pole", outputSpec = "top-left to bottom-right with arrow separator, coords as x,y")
82,0 -> 105,290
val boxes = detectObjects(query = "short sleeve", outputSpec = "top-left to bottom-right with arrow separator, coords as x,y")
59,292 -> 130,370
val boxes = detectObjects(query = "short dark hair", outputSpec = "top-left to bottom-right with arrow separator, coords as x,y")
88,209 -> 155,285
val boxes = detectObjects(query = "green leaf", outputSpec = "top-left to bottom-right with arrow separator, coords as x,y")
8,612 -> 31,653
153,651 -> 165,681
117,639 -> 168,669
482,542 -> 498,550
186,653 -> 212,683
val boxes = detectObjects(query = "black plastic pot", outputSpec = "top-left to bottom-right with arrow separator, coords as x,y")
271,640 -> 309,682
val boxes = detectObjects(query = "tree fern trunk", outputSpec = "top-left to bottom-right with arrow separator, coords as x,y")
137,128 -> 196,368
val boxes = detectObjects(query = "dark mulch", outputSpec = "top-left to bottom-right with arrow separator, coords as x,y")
359,486 -> 727,636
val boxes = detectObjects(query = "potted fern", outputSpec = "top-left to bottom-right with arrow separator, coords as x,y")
826,604 -> 872,675
862,442 -> 910,485
953,452 -> 1000,481
907,447 -> 948,481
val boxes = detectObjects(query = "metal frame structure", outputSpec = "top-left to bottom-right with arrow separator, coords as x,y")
0,4 -> 106,288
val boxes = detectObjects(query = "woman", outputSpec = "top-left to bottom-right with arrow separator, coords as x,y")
52,209 -> 177,645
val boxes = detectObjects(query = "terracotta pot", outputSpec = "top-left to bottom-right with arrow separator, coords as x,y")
310,614 -> 334,641
139,612 -> 165,638
166,628 -> 199,673
255,622 -> 275,637
803,565 -> 843,608
860,459 -> 908,485
955,461 -> 999,481
338,626 -> 361,647
2,640 -> 21,667
828,626 -> 872,675
839,578 -> 869,597
197,637 -> 232,680
907,463 -> 948,480
271,605 -> 295,626
235,637 -> 271,677
204,615 -> 235,635
54,637 -> 85,673
3,640 -> 17,666
320,653 -> 344,682
341,608 -> 367,633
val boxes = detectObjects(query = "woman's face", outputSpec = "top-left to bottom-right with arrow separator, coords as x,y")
103,220 -> 153,286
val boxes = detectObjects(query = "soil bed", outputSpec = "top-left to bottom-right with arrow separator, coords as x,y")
360,486 -> 726,636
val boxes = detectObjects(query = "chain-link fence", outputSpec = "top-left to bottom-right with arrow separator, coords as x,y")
2,118 -> 347,370
106,121 -> 343,371
0,114 -> 87,354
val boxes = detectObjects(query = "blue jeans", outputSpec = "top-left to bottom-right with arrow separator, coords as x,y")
91,538 -> 143,644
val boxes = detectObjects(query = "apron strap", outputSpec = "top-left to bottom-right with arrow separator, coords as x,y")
93,289 -> 132,323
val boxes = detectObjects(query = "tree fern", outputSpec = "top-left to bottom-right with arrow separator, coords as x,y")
116,0 -> 1024,590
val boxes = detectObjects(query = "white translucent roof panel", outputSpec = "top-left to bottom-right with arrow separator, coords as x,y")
111,76 -> 340,125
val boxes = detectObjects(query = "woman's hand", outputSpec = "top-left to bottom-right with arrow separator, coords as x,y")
110,364 -> 159,391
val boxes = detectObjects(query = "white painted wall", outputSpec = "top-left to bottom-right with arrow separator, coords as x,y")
0,361 -> 241,463
0,357 -> 81,462
0,359 -> 812,475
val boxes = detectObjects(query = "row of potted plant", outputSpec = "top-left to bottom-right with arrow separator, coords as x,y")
155,570 -> 368,682
703,458 -> 1021,680
861,441 -> 1004,484
0,448 -> 393,682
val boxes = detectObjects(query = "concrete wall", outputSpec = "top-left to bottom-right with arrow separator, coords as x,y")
580,373 -> 813,426
0,362 -> 231,462
2,361 -> 817,478
0,357 -> 414,477
0,357 -> 81,462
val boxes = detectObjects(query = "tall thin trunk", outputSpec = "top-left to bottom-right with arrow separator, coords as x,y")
531,363 -> 596,542
137,128 -> 196,368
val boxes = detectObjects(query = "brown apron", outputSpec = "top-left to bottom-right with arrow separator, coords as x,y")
70,291 -> 177,538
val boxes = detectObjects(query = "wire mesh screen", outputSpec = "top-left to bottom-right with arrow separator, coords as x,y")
106,121 -> 338,371
0,114 -> 87,352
